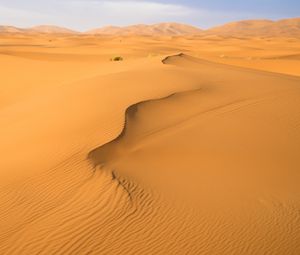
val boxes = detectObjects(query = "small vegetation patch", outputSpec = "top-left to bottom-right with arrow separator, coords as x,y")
111,56 -> 123,61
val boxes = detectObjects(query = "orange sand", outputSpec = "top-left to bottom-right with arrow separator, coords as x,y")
0,32 -> 300,254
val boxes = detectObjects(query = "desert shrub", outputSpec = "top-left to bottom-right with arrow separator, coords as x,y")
111,56 -> 123,61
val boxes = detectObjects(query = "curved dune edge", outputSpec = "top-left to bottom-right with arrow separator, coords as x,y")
88,89 -> 189,164
161,52 -> 185,63
88,52 -> 206,165
162,52 -> 224,65
88,53 -> 201,168
87,87 -> 201,199
161,52 -> 211,66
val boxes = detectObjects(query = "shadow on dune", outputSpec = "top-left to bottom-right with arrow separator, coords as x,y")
87,53 -> 232,169
87,92 -> 177,167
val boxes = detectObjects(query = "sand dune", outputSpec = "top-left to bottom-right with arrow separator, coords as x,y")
29,25 -> 79,34
0,26 -> 25,33
207,17 -> 300,37
86,22 -> 202,35
1,18 -> 300,37
0,25 -> 78,34
0,32 -> 300,254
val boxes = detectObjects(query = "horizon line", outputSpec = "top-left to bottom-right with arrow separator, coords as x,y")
1,16 -> 299,33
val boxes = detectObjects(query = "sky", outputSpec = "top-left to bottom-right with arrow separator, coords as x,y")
0,0 -> 299,31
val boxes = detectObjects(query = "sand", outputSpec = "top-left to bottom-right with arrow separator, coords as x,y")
207,18 -> 300,37
0,33 -> 300,254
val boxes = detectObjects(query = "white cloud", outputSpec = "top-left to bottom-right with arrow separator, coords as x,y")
0,0 -> 279,31
0,5 -> 51,27
62,0 -> 196,29
0,0 -> 196,30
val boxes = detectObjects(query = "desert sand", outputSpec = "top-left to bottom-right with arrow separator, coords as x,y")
0,23 -> 300,254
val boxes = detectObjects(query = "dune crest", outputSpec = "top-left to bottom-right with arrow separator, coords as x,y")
207,17 -> 300,37
29,25 -> 79,34
1,18 -> 300,36
86,22 -> 202,35
0,26 -> 25,33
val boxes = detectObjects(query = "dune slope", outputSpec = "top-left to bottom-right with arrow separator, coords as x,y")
207,18 -> 300,37
29,25 -> 79,34
86,22 -> 202,35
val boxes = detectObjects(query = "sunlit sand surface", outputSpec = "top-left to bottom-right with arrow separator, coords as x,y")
0,31 -> 300,254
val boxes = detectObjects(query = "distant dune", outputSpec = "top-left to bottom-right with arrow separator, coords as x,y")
1,18 -> 300,36
86,22 -> 202,36
0,26 -> 25,33
0,25 -> 79,34
28,25 -> 79,34
207,18 -> 300,37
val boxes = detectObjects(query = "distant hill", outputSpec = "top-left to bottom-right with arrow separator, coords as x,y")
1,18 -> 299,37
86,23 -> 202,36
28,25 -> 79,34
206,18 -> 300,37
0,26 -> 25,33
0,25 -> 78,34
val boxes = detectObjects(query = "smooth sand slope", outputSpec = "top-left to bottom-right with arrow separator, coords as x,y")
86,23 -> 202,36
0,34 -> 300,254
207,18 -> 300,37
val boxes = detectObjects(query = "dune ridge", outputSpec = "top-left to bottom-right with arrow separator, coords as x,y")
0,25 -> 78,34
207,17 -> 300,37
86,22 -> 202,36
29,25 -> 79,34
1,17 -> 300,37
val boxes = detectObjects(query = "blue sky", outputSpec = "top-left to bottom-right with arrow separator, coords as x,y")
0,0 -> 299,31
